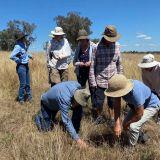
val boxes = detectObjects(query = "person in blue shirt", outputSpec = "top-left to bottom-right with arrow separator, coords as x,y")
35,81 -> 90,148
104,74 -> 160,146
10,32 -> 33,104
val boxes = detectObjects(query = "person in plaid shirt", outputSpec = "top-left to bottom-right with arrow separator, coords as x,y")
89,25 -> 123,124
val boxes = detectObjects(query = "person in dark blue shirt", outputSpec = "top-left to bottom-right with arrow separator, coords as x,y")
35,81 -> 90,148
10,32 -> 33,104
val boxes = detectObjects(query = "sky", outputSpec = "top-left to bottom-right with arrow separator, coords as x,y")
0,0 -> 160,52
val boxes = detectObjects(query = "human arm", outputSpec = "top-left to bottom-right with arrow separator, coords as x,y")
123,106 -> 144,130
10,45 -> 22,64
113,97 -> 122,137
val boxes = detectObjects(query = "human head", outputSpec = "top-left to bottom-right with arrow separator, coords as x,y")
51,27 -> 65,41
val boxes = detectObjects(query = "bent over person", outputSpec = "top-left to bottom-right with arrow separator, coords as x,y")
138,54 -> 160,124
35,81 -> 90,148
10,32 -> 33,104
46,27 -> 71,87
105,74 -> 160,146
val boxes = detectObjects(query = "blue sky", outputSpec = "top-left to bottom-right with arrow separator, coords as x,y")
0,0 -> 160,52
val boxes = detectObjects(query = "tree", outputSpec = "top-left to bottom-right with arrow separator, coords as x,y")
54,12 -> 92,49
91,38 -> 100,44
0,20 -> 36,51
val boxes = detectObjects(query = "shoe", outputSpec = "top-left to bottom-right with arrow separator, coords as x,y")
19,101 -> 24,105
138,131 -> 149,144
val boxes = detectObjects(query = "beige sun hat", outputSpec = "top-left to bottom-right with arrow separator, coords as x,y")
51,27 -> 65,36
104,74 -> 134,97
103,25 -> 121,42
77,29 -> 89,41
138,54 -> 159,68
74,89 -> 90,106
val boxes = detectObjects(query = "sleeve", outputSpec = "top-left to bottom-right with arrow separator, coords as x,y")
89,55 -> 97,87
116,44 -> 123,74
46,41 -> 52,63
10,45 -> 21,64
60,105 -> 80,140
132,90 -> 145,108
73,45 -> 80,66
53,39 -> 71,59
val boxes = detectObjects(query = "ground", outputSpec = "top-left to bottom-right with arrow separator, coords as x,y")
0,52 -> 160,160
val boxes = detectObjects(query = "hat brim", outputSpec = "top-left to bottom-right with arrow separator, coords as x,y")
138,61 -> 159,68
49,34 -> 54,38
104,80 -> 134,97
51,31 -> 65,36
77,36 -> 89,41
16,34 -> 28,41
103,34 -> 121,42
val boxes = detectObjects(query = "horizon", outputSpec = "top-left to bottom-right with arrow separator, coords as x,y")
0,0 -> 160,52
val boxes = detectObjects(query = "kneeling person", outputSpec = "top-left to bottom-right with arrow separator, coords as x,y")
104,74 -> 160,146
35,81 -> 90,148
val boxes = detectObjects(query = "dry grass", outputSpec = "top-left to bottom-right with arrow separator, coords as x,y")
0,51 -> 160,160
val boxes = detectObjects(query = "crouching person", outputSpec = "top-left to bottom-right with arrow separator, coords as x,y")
104,74 -> 160,146
35,81 -> 90,148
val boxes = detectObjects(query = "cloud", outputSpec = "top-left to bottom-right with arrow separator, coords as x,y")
135,43 -> 140,47
144,36 -> 152,40
136,33 -> 152,40
121,44 -> 128,47
148,43 -> 157,47
136,34 -> 147,38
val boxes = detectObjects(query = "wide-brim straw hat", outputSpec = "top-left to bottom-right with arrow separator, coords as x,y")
104,74 -> 134,97
103,25 -> 121,42
138,54 -> 159,68
77,29 -> 89,41
74,89 -> 90,106
51,27 -> 65,36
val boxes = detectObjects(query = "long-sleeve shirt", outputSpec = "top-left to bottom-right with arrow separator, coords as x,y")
10,42 -> 32,64
142,63 -> 160,97
46,38 -> 71,70
89,40 -> 123,88
41,81 -> 81,140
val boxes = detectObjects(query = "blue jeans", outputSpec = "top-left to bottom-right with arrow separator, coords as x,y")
16,64 -> 32,102
35,100 -> 83,132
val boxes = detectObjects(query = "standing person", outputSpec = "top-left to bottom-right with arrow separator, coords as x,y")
138,54 -> 160,124
46,27 -> 71,87
104,74 -> 160,146
10,32 -> 33,105
73,29 -> 97,87
89,25 -> 123,124
35,81 -> 90,148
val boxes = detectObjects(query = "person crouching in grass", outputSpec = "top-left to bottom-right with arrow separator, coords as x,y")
10,32 -> 33,105
35,81 -> 90,148
104,74 -> 160,146
138,54 -> 160,124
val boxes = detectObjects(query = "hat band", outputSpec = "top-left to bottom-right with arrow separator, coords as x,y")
105,33 -> 117,37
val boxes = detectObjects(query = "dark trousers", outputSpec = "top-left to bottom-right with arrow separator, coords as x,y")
35,101 -> 83,133
77,67 -> 90,87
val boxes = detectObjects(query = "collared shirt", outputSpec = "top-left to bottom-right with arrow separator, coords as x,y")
123,80 -> 160,109
89,40 -> 123,88
10,42 -> 32,64
141,63 -> 160,97
46,38 -> 71,70
41,81 -> 81,140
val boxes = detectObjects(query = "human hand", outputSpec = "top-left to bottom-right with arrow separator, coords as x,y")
114,122 -> 122,138
123,122 -> 130,131
76,139 -> 88,148
80,62 -> 85,67
85,61 -> 91,67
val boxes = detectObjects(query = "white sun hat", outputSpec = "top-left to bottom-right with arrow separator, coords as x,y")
138,54 -> 159,68
51,27 -> 65,36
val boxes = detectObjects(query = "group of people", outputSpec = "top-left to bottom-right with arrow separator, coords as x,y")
10,25 -> 160,148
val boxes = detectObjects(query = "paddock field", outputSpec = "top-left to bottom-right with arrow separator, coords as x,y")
0,52 -> 160,160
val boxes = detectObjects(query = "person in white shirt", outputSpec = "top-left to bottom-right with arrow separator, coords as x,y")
138,54 -> 160,124
46,27 -> 72,87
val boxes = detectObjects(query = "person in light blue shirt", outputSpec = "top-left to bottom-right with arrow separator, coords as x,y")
104,74 -> 160,146
35,81 -> 90,148
10,32 -> 33,104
